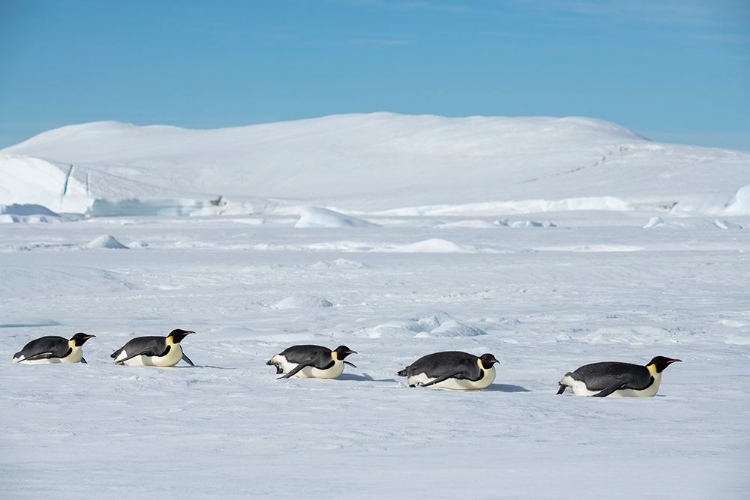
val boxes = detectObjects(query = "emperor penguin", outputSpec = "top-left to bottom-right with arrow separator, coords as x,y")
12,332 -> 95,364
111,329 -> 195,367
557,356 -> 681,397
397,351 -> 499,390
267,345 -> 357,379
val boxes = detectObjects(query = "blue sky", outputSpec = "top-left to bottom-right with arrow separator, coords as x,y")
1,0 -> 749,150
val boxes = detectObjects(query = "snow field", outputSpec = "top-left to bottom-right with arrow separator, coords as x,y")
1,214 -> 749,499
1,113 -> 748,498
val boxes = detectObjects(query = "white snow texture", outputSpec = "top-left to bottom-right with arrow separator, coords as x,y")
0,114 -> 749,499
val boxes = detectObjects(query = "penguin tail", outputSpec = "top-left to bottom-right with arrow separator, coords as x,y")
110,348 -> 122,359
397,367 -> 409,377
556,384 -> 567,395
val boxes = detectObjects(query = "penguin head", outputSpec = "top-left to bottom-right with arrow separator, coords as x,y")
479,353 -> 500,369
332,345 -> 357,360
168,329 -> 195,344
647,356 -> 682,373
70,332 -> 95,346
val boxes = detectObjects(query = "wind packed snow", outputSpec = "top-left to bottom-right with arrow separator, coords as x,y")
1,114 -> 749,499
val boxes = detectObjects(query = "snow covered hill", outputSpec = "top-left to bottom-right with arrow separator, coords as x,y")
2,113 -> 749,217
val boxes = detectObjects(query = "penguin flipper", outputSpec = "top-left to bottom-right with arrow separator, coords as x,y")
18,351 -> 56,362
419,372 -> 461,387
181,353 -> 195,367
114,349 -> 158,365
593,376 -> 632,398
81,357 -> 88,364
344,361 -> 357,369
279,363 -> 311,379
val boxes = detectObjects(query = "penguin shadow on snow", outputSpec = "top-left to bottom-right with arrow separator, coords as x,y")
169,364 -> 237,370
484,383 -> 530,393
337,372 -> 398,383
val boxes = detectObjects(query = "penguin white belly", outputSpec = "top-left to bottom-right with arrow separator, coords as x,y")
610,374 -> 662,398
116,344 -> 184,367
563,373 -> 662,397
13,346 -> 82,365
14,356 -> 62,365
408,366 -> 496,390
273,355 -> 345,379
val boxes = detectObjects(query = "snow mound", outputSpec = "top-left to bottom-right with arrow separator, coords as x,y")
714,219 -> 743,230
492,218 -> 556,228
361,312 -> 487,338
271,294 -> 334,309
85,235 -> 129,249
644,216 -> 666,228
436,220 -> 498,229
295,207 -> 379,228
584,326 -> 675,344
723,185 -> 750,216
396,238 -> 469,253
416,319 -> 488,338
311,258 -> 369,269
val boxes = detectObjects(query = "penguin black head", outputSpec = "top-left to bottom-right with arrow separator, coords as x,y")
479,353 -> 500,369
647,356 -> 681,373
70,332 -> 96,346
333,345 -> 357,360
168,329 -> 195,344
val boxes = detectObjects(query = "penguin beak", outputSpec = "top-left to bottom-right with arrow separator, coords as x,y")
346,350 -> 357,355
85,335 -> 96,339
668,359 -> 682,364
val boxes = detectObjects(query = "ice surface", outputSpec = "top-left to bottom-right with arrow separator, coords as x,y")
0,114 -> 749,499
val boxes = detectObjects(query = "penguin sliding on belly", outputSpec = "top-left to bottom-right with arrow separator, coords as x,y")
111,329 -> 195,367
557,356 -> 681,397
12,332 -> 95,364
398,351 -> 499,390
267,345 -> 357,379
